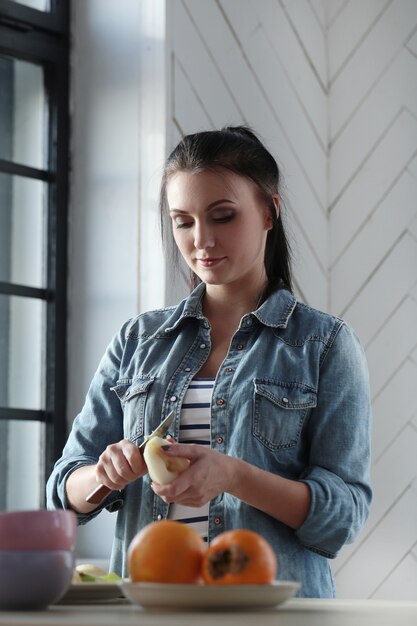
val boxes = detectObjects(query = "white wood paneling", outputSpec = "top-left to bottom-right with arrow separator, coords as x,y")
329,0 -> 417,599
170,0 -> 329,310
328,0 -> 391,82
169,0 -> 417,600
330,109 -> 417,264
329,0 -> 417,140
334,485 -> 417,598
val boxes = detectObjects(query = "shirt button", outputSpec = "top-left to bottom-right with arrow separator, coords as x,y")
157,514 -> 162,521
200,343 -> 206,349
225,367 -> 233,373
216,398 -> 225,406
236,343 -> 245,350
170,395 -> 177,402
282,397 -> 289,404
214,517 -> 222,525
184,367 -> 191,372
216,436 -> 223,444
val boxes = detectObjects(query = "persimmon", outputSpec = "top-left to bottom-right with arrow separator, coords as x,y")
202,529 -> 277,585
127,520 -> 206,583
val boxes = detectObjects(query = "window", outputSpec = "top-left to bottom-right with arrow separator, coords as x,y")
0,0 -> 69,509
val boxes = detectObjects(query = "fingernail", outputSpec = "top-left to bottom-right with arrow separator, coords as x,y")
161,445 -> 171,451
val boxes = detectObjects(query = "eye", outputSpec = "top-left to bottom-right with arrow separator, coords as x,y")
171,214 -> 193,229
212,210 -> 235,224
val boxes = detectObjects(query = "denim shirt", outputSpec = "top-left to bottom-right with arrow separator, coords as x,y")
47,283 -> 372,598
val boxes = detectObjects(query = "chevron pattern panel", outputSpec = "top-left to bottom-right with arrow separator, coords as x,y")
169,0 -> 417,599
169,0 -> 329,310
328,0 -> 417,600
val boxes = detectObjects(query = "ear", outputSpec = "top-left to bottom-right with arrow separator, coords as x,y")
264,195 -> 280,230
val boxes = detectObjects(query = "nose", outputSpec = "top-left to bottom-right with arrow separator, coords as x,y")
193,221 -> 215,250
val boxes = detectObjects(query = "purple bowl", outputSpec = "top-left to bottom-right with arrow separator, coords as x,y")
0,549 -> 75,610
0,509 -> 76,551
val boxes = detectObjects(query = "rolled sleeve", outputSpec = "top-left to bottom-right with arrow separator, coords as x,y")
46,320 -> 133,522
295,323 -> 372,557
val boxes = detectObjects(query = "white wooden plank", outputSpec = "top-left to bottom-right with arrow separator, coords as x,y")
372,360 -> 417,460
245,26 -> 327,207
330,172 -> 417,315
169,122 -> 182,154
410,274 -> 417,303
173,58 -> 213,134
406,27 -> 417,56
342,233 -> 417,346
373,552 -> 417,600
333,425 -> 417,573
329,49 -> 417,204
328,0 -> 391,83
183,0 -> 329,272
366,297 -> 417,398
325,0 -> 348,26
330,110 -> 417,264
408,154 -> 417,181
173,0 -> 243,128
281,0 -> 327,88
222,0 -> 328,148
218,0 -> 261,43
330,0 -> 417,139
409,215 -> 417,240
291,217 -> 328,309
334,486 -> 417,598
309,0 -> 327,30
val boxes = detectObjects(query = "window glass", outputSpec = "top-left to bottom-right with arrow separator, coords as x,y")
8,0 -> 51,11
0,55 -> 47,170
0,295 -> 45,410
0,174 -> 46,288
3,420 -> 45,510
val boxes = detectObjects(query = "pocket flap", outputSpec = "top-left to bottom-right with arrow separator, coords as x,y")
254,380 -> 317,410
111,377 -> 154,402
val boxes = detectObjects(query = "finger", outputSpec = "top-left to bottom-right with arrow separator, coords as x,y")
161,442 -> 201,460
97,442 -> 139,487
123,442 -> 146,475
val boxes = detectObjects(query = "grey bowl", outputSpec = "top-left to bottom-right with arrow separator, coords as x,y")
0,549 -> 75,610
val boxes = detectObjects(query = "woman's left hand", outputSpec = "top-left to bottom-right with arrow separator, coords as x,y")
150,444 -> 235,507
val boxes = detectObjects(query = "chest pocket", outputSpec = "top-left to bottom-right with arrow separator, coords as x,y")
253,380 -> 317,451
111,377 -> 155,442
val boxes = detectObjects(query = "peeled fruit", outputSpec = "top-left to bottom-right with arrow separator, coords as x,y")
202,529 -> 277,585
143,436 -> 189,485
128,520 -> 206,583
73,563 -> 122,583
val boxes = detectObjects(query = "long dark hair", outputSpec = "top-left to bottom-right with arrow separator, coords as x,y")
159,126 -> 293,298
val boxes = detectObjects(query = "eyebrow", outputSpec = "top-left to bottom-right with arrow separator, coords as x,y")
168,198 -> 236,213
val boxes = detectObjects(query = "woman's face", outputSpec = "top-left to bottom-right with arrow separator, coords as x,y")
166,169 -> 275,292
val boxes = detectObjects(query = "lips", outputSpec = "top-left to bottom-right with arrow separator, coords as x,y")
196,257 -> 226,268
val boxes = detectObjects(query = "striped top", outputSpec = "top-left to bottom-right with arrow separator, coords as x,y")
167,377 -> 214,542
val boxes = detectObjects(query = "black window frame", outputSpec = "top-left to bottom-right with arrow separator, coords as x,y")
0,0 -> 69,498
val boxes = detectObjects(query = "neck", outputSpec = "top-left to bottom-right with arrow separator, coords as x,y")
203,282 -> 266,319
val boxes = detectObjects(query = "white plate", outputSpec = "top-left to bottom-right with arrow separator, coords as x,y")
58,582 -> 126,604
121,580 -> 300,611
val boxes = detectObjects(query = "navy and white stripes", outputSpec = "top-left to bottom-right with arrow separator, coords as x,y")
167,377 -> 214,541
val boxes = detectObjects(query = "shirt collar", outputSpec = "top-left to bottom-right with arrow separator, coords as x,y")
181,282 -> 297,328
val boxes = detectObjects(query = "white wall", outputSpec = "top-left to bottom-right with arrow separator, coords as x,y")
168,0 -> 328,310
328,0 -> 417,600
70,0 -> 417,599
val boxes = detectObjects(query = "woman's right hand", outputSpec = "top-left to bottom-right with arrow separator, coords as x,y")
95,439 -> 148,491
65,441 -> 147,514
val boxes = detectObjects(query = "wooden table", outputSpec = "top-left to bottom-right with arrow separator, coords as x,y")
1,599 -> 417,626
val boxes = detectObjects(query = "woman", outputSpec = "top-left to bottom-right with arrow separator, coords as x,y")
47,126 -> 372,597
